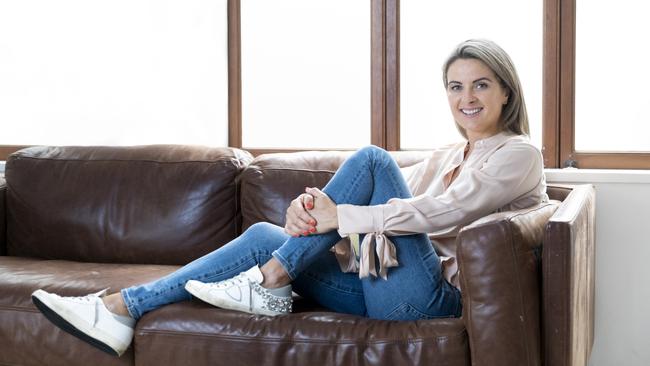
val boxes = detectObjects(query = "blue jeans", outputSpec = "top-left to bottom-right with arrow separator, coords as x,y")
121,145 -> 461,321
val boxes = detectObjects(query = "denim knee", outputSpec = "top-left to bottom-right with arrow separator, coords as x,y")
245,221 -> 276,233
356,144 -> 388,159
242,222 -> 289,252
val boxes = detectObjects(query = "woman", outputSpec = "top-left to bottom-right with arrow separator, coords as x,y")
31,39 -> 547,356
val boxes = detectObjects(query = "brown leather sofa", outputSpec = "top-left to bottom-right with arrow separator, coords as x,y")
0,145 -> 595,366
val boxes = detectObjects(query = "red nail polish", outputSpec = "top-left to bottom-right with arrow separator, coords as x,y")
303,231 -> 309,236
309,227 -> 316,233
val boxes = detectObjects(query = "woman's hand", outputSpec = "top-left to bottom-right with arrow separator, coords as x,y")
284,191 -> 317,237
304,187 -> 339,234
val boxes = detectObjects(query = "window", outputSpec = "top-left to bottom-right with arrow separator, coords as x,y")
239,0 -> 370,150
400,0 -> 543,150
574,0 -> 650,152
0,1 -> 228,149
2,0 -> 648,169
551,0 -> 650,168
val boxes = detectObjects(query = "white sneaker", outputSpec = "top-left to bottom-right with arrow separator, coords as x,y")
185,265 -> 292,317
31,289 -> 135,356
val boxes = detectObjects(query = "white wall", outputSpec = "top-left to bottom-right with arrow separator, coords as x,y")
546,169 -> 650,366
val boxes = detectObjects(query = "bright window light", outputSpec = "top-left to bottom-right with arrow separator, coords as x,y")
241,0 -> 370,149
0,0 -> 228,147
400,0 -> 542,150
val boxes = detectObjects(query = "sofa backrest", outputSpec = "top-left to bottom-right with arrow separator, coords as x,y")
4,145 -> 252,265
237,150 -> 432,230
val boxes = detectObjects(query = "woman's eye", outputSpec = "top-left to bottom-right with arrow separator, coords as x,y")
449,84 -> 461,91
476,82 -> 488,90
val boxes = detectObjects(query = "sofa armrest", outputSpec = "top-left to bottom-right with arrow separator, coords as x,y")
457,202 -> 559,366
543,184 -> 595,366
0,176 -> 6,255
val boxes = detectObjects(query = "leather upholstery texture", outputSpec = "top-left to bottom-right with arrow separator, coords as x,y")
134,302 -> 470,366
0,178 -> 6,256
458,202 -> 559,366
0,256 -> 177,366
543,185 -> 596,366
0,146 -> 595,366
4,145 -> 252,264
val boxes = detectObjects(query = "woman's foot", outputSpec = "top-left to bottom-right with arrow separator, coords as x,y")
31,289 -> 135,356
185,265 -> 292,316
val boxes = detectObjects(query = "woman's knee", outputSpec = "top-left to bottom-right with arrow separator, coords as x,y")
246,221 -> 277,233
350,145 -> 392,166
243,222 -> 288,242
356,145 -> 388,158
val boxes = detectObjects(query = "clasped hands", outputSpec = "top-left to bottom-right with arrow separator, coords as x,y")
284,187 -> 338,237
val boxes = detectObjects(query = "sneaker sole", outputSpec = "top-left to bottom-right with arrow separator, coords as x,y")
31,291 -> 126,357
184,281 -> 282,317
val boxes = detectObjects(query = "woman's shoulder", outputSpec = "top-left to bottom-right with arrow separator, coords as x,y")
488,133 -> 544,169
497,133 -> 541,154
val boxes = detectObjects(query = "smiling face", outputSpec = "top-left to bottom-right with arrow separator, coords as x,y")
446,58 -> 510,143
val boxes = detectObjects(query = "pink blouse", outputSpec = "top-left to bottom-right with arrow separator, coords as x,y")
331,131 -> 548,288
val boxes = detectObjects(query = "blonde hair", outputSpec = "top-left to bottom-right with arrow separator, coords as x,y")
442,39 -> 529,138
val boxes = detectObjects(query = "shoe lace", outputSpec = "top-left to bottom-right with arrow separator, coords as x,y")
213,272 -> 249,288
66,294 -> 99,303
62,289 -> 107,304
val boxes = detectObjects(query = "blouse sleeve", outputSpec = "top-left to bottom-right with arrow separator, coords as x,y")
336,141 -> 544,237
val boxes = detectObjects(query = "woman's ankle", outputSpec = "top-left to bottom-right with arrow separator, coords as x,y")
102,293 -> 132,318
260,259 -> 291,289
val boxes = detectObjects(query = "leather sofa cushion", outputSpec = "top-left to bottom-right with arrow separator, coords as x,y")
0,256 -> 178,365
135,301 -> 470,366
4,145 -> 252,264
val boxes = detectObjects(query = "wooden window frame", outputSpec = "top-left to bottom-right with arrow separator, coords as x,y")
229,0 -> 396,156
551,0 -> 650,169
3,0 -> 649,169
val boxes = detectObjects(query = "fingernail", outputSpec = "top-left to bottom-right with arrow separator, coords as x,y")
309,227 -> 316,233
309,219 -> 316,225
306,204 -> 313,209
303,231 -> 309,236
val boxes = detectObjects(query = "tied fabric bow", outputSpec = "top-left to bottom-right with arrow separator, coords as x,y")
357,233 -> 399,280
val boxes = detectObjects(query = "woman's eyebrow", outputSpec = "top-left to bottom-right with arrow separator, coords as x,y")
473,77 -> 493,83
448,77 -> 493,85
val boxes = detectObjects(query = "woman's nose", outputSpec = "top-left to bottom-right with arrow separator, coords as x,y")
462,90 -> 477,103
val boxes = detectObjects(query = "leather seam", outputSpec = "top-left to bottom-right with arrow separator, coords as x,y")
457,241 -> 474,362
9,156 -> 240,165
135,328 -> 468,345
0,306 -> 40,313
247,167 -> 337,174
505,220 -> 533,364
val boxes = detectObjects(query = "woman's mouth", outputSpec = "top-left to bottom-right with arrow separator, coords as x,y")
461,107 -> 483,116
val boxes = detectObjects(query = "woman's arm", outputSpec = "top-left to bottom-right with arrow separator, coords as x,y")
337,141 -> 545,236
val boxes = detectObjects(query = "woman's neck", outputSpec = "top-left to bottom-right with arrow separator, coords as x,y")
466,129 -> 503,151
